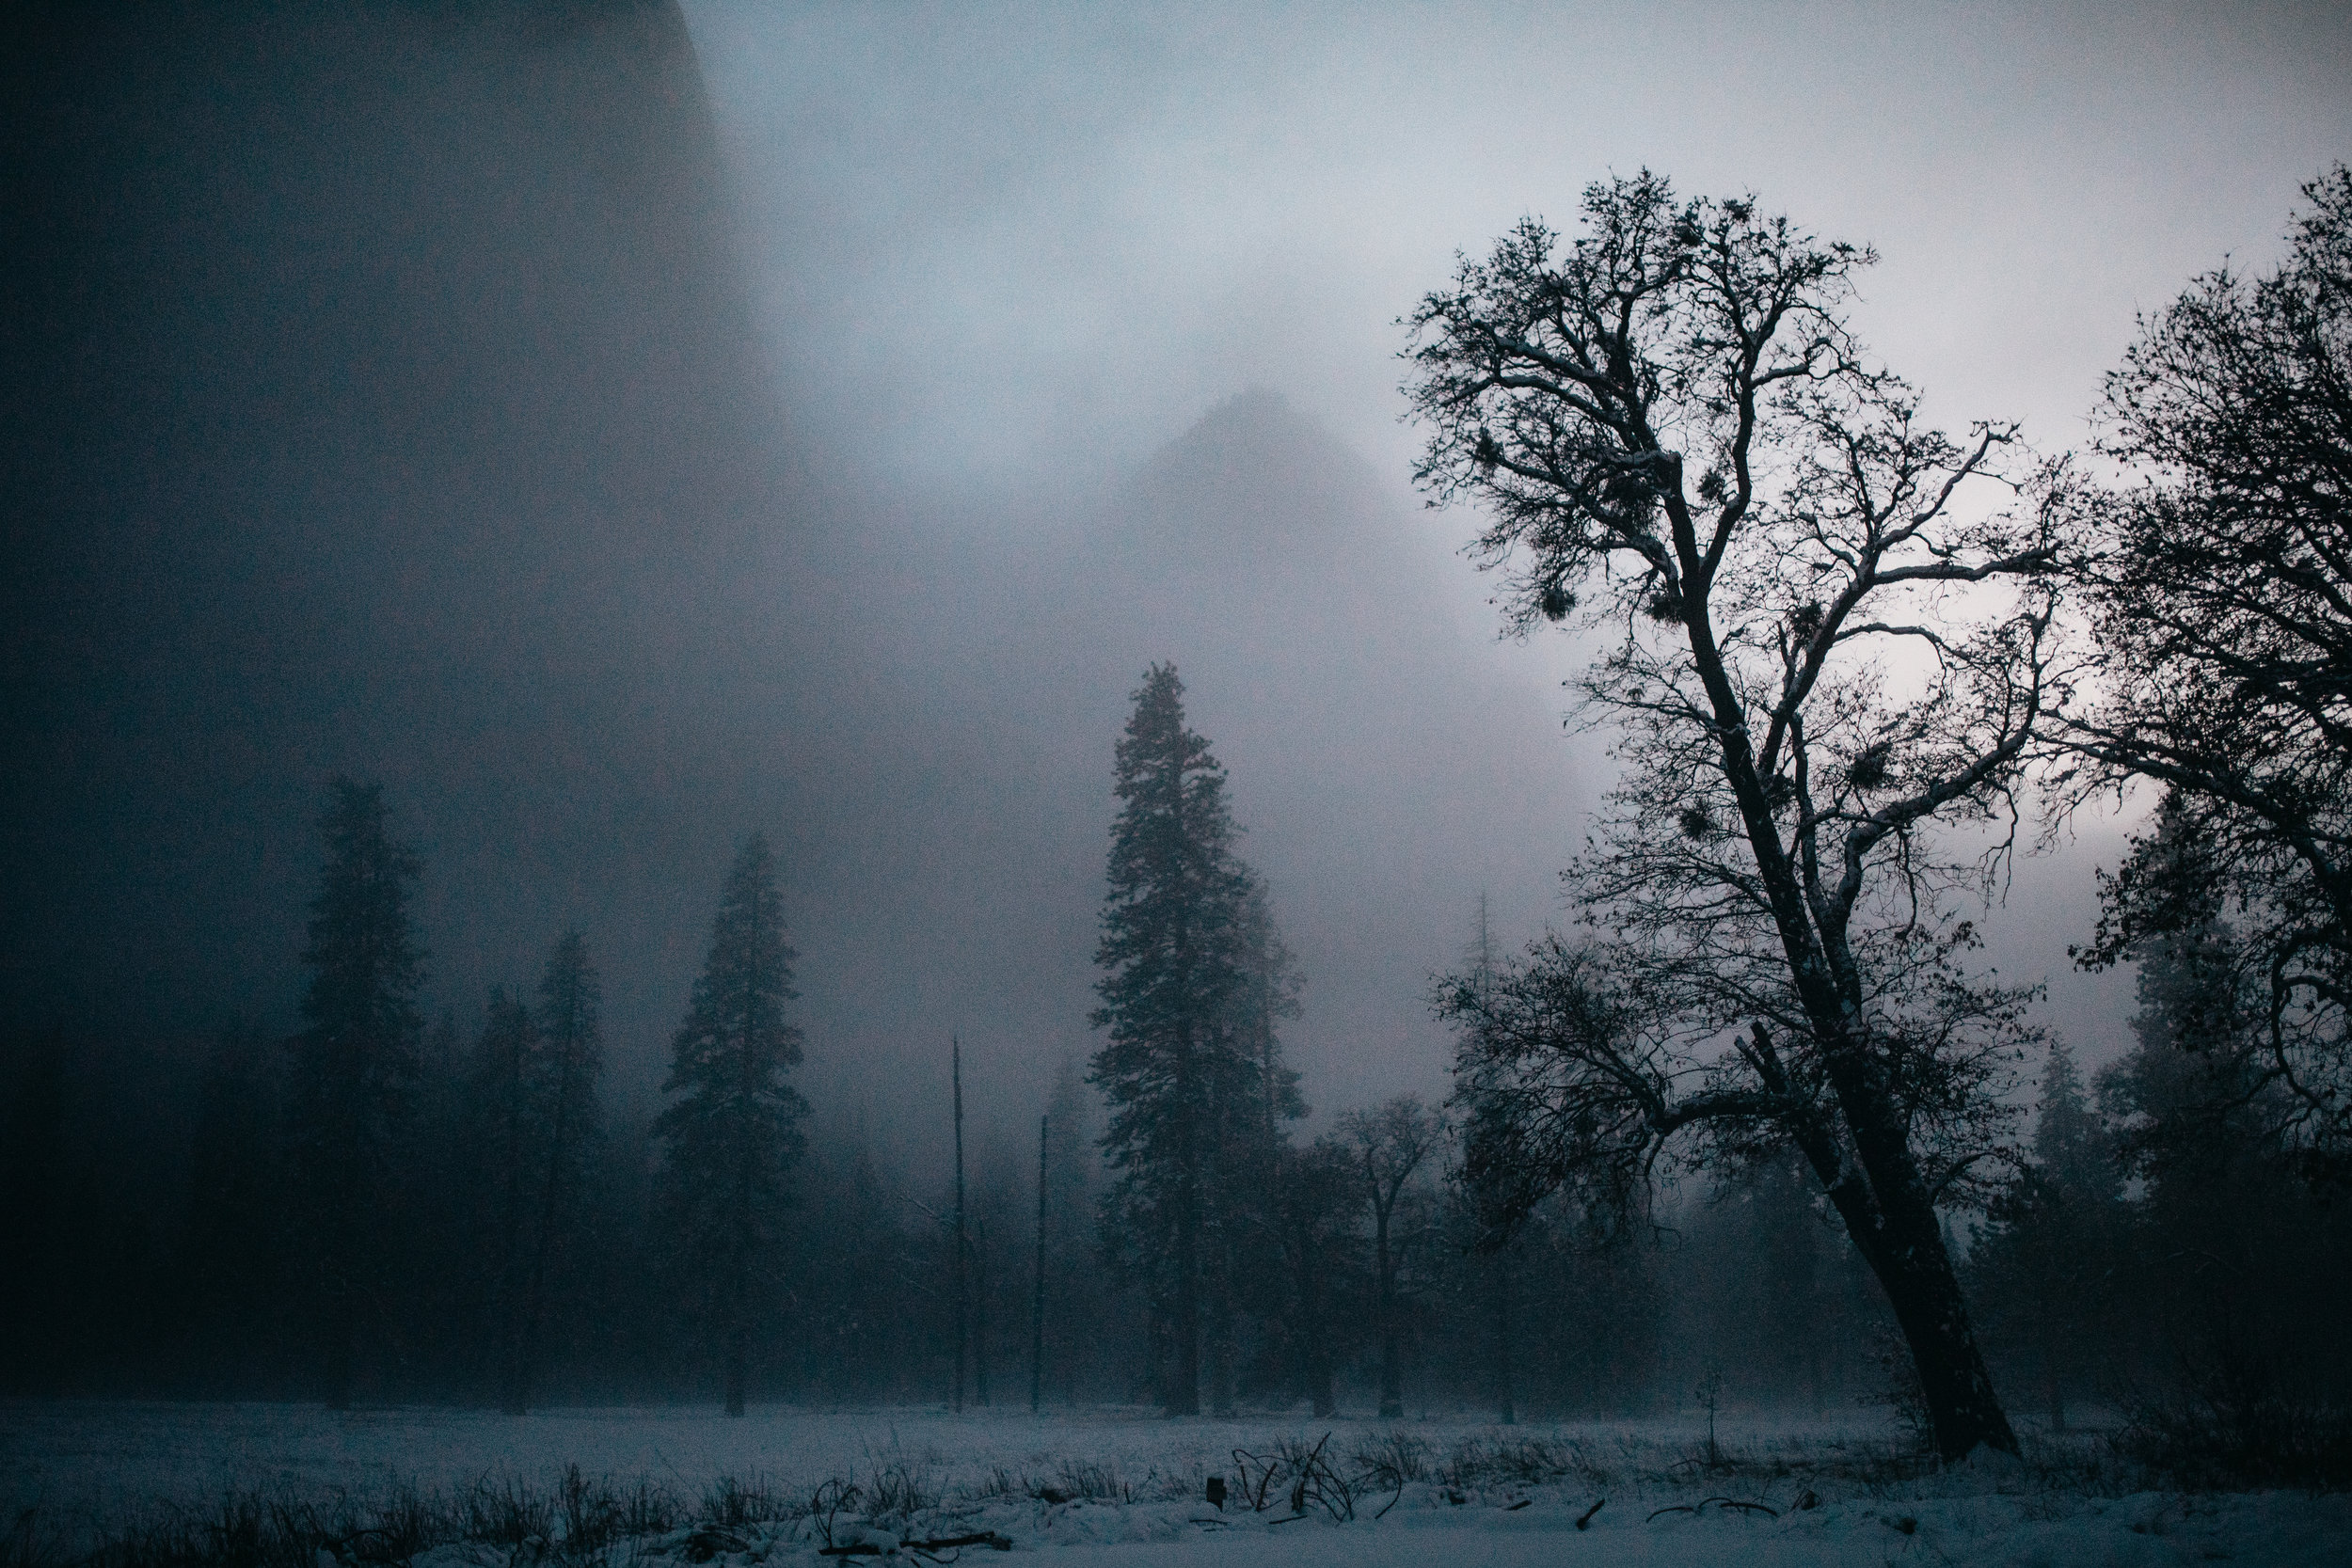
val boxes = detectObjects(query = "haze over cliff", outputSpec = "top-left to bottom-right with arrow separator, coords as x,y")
1,5 -> 1588,1150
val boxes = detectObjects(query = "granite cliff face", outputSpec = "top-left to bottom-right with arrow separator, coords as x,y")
3,2 -> 790,1039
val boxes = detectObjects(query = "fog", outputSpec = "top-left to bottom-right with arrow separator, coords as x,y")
701,0 -> 2352,485
685,0 -> 2352,1133
5,0 -> 2351,1429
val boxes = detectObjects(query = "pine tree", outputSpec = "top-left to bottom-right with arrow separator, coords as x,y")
1272,1137 -> 1358,1418
1748,1153 -> 1836,1413
1455,894 -> 1518,1423
657,835 -> 808,1417
289,778 -> 425,1410
2096,917 -> 2352,1436
1089,664 -> 1251,1417
407,1007 -> 469,1401
1229,881 -> 1305,1153
1202,879 -> 1305,1416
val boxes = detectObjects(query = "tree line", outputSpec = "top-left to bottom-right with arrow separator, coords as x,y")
0,688 -> 1899,1417
11,657 -> 2342,1438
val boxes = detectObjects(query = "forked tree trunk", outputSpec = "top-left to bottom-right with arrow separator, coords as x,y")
1868,1213 -> 2010,1458
1671,478 -> 2020,1461
1705,707 -> 2016,1458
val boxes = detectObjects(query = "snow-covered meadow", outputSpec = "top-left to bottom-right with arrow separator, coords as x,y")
7,1401 -> 2345,1568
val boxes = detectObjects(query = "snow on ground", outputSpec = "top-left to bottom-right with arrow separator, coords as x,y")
6,1401 -> 2345,1568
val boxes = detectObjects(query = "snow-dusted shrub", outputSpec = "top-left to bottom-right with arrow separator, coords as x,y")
1348,1429 -> 1432,1492
1429,1433 -> 1608,1492
694,1476 -> 791,1530
554,1468 -> 679,1556
460,1475 -> 554,1546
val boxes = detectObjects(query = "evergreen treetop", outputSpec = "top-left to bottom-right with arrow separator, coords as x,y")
537,931 -> 603,1088
2030,1040 -> 2111,1202
1092,667 -> 1257,1153
659,834 -> 807,1198
1092,664 -> 1253,1071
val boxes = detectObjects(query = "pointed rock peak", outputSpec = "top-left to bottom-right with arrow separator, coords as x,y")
1174,386 -> 1311,445
1150,387 -> 1359,478
1121,388 -> 1387,557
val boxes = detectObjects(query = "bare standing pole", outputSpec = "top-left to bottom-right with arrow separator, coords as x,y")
975,1213 -> 991,1406
953,1036 -> 967,1415
1031,1112 -> 1049,1414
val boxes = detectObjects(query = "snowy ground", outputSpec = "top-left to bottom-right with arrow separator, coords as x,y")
6,1401 -> 2345,1567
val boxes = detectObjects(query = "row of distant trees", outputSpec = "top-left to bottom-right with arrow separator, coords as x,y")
162,777 -> 815,1415
1965,887 -> 2352,1444
4,728 -> 2343,1421
0,743 -> 1899,1414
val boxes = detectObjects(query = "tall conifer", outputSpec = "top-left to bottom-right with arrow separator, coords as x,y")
1089,665 -> 1250,1417
657,835 -> 807,1417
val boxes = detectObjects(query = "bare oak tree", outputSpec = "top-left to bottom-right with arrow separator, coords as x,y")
1408,172 -> 2078,1459
2066,167 -> 2352,1172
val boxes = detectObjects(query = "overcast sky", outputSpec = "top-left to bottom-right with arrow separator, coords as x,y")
668,0 -> 2351,1110
689,0 -> 2351,490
